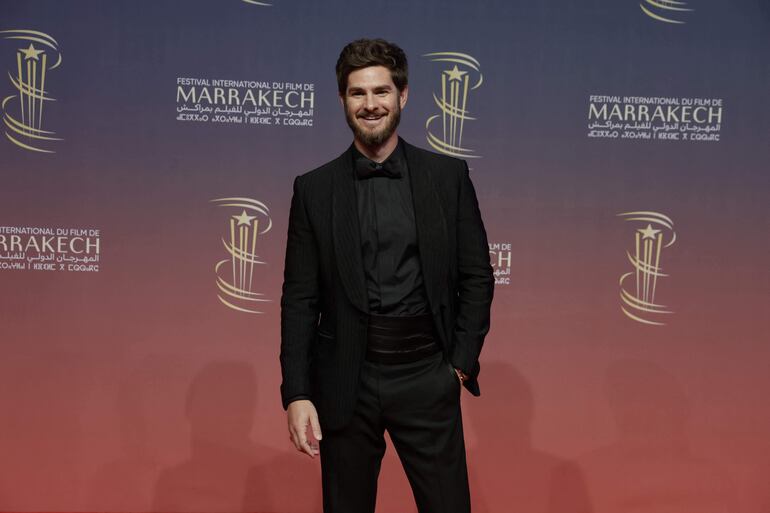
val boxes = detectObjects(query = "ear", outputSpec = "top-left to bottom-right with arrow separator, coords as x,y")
399,85 -> 409,109
339,93 -> 345,108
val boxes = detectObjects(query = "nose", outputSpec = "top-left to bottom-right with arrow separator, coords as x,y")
364,92 -> 377,111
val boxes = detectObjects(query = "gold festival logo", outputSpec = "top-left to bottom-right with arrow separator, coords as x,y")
212,197 -> 272,314
640,0 -> 694,24
424,52 -> 483,159
618,211 -> 676,326
0,30 -> 62,153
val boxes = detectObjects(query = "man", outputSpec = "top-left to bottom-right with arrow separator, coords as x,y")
280,38 -> 493,513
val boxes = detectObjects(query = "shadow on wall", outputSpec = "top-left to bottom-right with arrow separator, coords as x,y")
465,361 -> 593,513
87,358 -> 161,511
152,360 -> 321,513
577,359 -> 737,513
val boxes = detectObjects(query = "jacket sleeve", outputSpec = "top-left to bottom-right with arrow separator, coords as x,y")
279,175 -> 320,409
450,162 -> 494,376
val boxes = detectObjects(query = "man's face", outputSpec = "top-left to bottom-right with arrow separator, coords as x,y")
341,65 -> 408,147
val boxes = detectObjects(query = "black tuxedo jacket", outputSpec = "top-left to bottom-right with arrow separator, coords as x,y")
280,139 -> 494,430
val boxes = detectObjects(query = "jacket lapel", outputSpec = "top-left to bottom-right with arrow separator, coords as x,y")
403,141 -> 449,315
332,146 -> 369,313
332,140 -> 450,316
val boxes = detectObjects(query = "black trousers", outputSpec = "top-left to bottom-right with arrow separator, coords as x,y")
319,351 -> 471,513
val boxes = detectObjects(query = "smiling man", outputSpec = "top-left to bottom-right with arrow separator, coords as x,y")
280,38 -> 494,513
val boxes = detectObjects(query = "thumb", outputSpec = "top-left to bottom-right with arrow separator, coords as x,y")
309,411 -> 323,440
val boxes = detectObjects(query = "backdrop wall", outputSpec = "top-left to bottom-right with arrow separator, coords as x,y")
1,1 -> 768,512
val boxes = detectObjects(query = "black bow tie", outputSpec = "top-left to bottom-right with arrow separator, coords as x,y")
355,157 -> 402,180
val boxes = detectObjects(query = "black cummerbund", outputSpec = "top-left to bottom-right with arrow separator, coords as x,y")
366,313 -> 440,364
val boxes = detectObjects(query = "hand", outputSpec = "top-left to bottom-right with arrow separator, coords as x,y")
454,368 -> 469,385
287,399 -> 322,458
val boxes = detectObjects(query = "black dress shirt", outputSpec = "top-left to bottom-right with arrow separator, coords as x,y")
352,140 -> 429,316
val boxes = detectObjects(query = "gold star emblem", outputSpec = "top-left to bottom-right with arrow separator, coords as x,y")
444,65 -> 467,82
638,224 -> 661,240
19,43 -> 44,61
233,210 -> 256,226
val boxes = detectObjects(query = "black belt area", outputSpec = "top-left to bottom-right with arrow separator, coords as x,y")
366,313 -> 440,364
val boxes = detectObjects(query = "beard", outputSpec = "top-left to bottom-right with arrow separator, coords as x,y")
344,101 -> 401,147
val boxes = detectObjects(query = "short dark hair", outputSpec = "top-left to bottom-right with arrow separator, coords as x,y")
336,38 -> 408,95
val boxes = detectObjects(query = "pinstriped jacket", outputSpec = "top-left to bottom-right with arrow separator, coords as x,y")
280,139 -> 493,430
